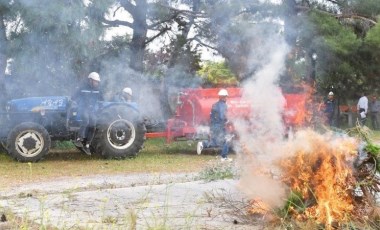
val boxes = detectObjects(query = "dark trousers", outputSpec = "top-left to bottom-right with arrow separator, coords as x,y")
371,112 -> 379,130
326,112 -> 334,126
78,109 -> 96,141
202,126 -> 230,158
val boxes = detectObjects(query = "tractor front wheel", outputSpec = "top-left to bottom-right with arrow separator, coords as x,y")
6,122 -> 51,162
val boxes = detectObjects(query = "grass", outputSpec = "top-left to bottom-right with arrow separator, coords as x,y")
198,161 -> 236,182
371,130 -> 380,142
0,138 -> 216,189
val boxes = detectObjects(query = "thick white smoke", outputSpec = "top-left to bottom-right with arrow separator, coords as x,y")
233,36 -> 290,208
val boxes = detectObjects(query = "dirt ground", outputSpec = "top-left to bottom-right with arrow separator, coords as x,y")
0,169 -> 261,229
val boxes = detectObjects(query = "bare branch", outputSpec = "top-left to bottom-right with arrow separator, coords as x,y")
148,12 -> 180,29
191,36 -> 218,52
150,2 -> 207,17
145,26 -> 171,45
294,4 -> 377,26
113,6 -> 123,17
102,18 -> 133,28
326,0 -> 341,6
337,14 -> 377,26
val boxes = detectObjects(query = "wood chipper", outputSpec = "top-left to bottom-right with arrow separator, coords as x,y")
145,87 -> 308,142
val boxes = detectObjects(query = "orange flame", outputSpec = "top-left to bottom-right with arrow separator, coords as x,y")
279,130 -> 358,227
283,84 -> 313,128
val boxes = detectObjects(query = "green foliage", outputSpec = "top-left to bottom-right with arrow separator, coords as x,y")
298,10 -> 375,98
309,11 -> 360,55
277,190 -> 306,219
364,142 -> 380,156
352,0 -> 380,16
346,125 -> 380,171
0,0 -> 380,99
366,23 -> 380,48
197,61 -> 238,86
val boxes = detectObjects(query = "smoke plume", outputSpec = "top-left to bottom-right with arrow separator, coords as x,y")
233,34 -> 290,208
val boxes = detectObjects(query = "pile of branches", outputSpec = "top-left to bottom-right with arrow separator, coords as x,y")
348,124 -> 380,208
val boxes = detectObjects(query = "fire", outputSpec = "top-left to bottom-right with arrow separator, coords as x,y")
283,84 -> 314,128
279,130 -> 358,227
239,129 -> 361,228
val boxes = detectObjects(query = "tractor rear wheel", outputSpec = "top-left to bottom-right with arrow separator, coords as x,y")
6,122 -> 51,162
94,106 -> 146,159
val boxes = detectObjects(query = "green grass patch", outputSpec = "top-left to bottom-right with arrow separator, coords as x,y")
198,161 -> 235,182
0,138 -> 215,188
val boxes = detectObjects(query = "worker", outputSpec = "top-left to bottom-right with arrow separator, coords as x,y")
72,72 -> 104,154
324,91 -> 336,126
357,92 -> 368,126
114,87 -> 138,110
197,88 -> 232,162
369,95 -> 380,130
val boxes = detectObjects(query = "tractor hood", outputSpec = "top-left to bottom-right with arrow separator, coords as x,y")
6,96 -> 69,113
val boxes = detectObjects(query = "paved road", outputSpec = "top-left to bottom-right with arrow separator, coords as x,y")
0,173 -> 258,229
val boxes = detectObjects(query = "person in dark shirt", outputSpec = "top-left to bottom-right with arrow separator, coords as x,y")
197,89 -> 232,162
369,95 -> 380,130
72,72 -> 104,154
324,91 -> 336,126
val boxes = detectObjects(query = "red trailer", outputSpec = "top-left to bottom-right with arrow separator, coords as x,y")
145,87 -> 308,143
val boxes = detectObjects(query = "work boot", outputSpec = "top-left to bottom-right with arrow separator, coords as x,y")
82,143 -> 91,156
73,138 -> 84,148
197,142 -> 203,155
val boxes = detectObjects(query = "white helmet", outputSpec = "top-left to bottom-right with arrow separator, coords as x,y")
88,72 -> 100,82
218,89 -> 229,96
123,87 -> 132,96
328,91 -> 334,96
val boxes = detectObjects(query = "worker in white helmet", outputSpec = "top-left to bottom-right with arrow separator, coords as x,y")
116,87 -> 133,102
197,88 -> 232,162
324,91 -> 336,126
72,72 -> 104,154
113,87 -> 139,110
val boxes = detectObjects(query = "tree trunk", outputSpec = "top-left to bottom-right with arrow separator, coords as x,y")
161,0 -> 200,119
168,0 -> 200,68
283,0 -> 298,47
0,12 -> 7,107
0,13 -> 7,78
128,0 -> 147,72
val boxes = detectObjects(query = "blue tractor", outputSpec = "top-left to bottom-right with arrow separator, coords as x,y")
0,96 -> 146,162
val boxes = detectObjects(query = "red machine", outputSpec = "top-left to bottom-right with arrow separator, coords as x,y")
145,87 -> 308,142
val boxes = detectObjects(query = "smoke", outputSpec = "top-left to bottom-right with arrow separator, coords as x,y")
97,51 -> 168,120
2,0 -> 88,98
233,34 -> 290,208
1,1 -> 202,122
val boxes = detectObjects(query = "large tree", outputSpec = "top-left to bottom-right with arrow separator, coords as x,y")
0,2 -> 7,78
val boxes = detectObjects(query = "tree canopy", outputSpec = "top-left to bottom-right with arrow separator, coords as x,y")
0,0 -> 379,102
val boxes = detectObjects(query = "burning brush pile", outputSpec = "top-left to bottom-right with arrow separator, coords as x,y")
240,127 -> 380,229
